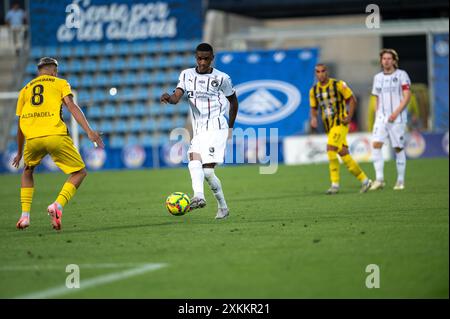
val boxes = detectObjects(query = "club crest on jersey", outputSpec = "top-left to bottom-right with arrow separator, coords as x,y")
209,147 -> 215,153
235,80 -> 301,125
393,77 -> 398,82
211,80 -> 219,87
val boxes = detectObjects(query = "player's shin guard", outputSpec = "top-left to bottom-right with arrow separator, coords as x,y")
188,160 -> 205,199
372,148 -> 384,181
327,151 -> 340,186
204,168 -> 227,209
56,182 -> 77,208
395,149 -> 406,184
21,187 -> 34,213
341,154 -> 367,182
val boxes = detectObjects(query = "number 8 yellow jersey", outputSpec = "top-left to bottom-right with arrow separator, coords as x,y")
16,75 -> 73,140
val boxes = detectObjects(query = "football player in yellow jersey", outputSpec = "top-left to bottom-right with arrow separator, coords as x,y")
12,57 -> 104,230
309,64 -> 372,194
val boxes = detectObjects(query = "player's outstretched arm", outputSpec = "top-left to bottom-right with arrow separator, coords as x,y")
310,107 -> 318,129
12,119 -> 24,168
160,88 -> 184,105
226,93 -> 239,129
343,95 -> 357,125
63,95 -> 104,148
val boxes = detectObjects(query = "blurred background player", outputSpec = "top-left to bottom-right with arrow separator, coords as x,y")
370,49 -> 411,191
309,63 -> 372,194
160,43 -> 239,219
5,2 -> 27,56
13,57 -> 104,230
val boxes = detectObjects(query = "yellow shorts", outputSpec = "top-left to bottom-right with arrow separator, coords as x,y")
327,125 -> 349,151
23,135 -> 85,174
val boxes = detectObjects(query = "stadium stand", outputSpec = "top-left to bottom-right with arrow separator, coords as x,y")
9,39 -> 199,150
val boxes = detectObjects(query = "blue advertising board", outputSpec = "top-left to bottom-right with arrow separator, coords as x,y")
432,33 -> 449,132
215,48 -> 319,137
29,0 -> 203,46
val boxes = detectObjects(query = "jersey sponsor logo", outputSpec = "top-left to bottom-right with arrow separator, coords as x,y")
122,145 -> 146,169
235,80 -> 301,125
405,131 -> 426,158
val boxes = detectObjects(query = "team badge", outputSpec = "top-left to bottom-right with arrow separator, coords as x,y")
211,80 -> 219,87
209,147 -> 215,153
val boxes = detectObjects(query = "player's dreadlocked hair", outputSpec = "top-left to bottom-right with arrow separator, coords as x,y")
196,43 -> 214,54
379,48 -> 399,69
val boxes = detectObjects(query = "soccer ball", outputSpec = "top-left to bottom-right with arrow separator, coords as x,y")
166,192 -> 191,216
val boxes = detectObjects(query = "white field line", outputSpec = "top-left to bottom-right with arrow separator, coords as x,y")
0,263 -> 151,271
14,263 -> 167,299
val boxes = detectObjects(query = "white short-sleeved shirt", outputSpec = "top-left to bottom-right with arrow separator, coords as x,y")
371,69 -> 411,124
177,67 -> 235,136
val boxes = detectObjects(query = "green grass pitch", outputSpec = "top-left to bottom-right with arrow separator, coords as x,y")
0,158 -> 448,298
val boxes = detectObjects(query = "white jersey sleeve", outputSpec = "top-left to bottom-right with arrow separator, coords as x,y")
220,75 -> 235,97
371,74 -> 381,96
176,70 -> 186,92
399,70 -> 411,90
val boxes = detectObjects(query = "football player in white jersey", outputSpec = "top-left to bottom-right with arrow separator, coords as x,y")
160,43 -> 239,219
370,48 -> 411,191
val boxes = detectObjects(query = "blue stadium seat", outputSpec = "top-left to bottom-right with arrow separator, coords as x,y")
87,106 -> 102,118
174,117 -> 186,128
143,57 -> 155,69
144,42 -> 159,54
132,103 -> 147,116
127,58 -> 141,70
117,43 -> 129,55
143,118 -> 157,131
159,120 -> 173,131
149,104 -> 162,116
124,73 -> 137,85
76,90 -> 90,103
139,72 -> 152,84
80,74 -> 94,87
163,104 -> 176,115
86,44 -> 102,57
26,62 -> 36,74
118,104 -> 132,117
113,119 -> 128,133
157,135 -> 169,145
158,56 -> 170,68
103,104 -> 116,117
99,120 -> 113,133
139,133 -> 154,146
30,47 -> 44,59
84,59 -> 98,72
73,45 -> 87,57
129,42 -> 146,54
94,74 -> 109,86
44,46 -> 58,57
128,118 -> 143,132
125,134 -> 139,146
110,134 -> 125,148
59,46 -> 72,58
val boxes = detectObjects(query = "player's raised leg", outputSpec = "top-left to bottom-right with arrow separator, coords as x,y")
338,146 -> 372,193
16,165 -> 34,229
188,152 -> 206,210
203,164 -> 229,219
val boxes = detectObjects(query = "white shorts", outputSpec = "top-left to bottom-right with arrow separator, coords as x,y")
188,129 -> 228,164
372,119 -> 406,148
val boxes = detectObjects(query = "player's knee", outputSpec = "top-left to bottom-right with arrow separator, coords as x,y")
326,144 -> 338,152
373,142 -> 383,149
74,168 -> 87,179
203,167 -> 215,180
23,165 -> 34,174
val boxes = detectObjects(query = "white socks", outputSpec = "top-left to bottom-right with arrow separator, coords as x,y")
188,160 -> 204,199
395,149 -> 406,184
372,147 -> 384,182
204,168 -> 227,209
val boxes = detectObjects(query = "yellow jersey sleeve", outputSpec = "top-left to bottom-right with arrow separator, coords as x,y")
16,88 -> 25,116
309,87 -> 317,108
59,79 -> 73,99
338,80 -> 353,100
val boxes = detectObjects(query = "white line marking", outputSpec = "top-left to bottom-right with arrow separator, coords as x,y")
15,263 -> 167,299
0,263 -> 150,271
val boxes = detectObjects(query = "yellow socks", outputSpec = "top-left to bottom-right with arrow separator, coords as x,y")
341,154 -> 367,182
21,187 -> 34,213
56,182 -> 77,208
327,151 -> 340,185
